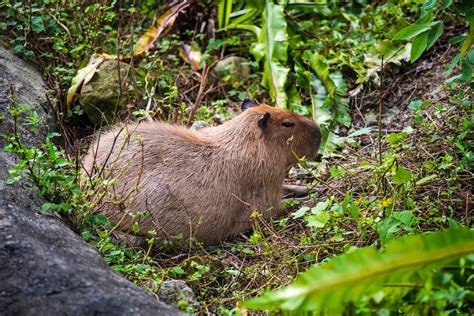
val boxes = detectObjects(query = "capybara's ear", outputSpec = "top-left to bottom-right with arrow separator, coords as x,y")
241,99 -> 257,111
258,112 -> 271,129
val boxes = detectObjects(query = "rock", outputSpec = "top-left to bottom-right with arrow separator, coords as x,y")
0,45 -> 52,212
213,56 -> 250,85
78,59 -> 131,126
0,45 -> 185,315
157,280 -> 200,312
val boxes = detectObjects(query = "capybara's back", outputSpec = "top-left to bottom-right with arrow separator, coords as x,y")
82,101 -> 321,245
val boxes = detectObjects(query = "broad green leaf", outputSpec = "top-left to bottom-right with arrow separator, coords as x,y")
306,211 -> 330,228
416,174 -> 437,185
308,72 -> 332,126
393,22 -> 439,41
421,0 -> 438,18
449,35 -> 466,45
31,16 -> 44,32
311,200 -> 329,213
258,2 -> 289,108
224,24 -> 261,37
461,58 -> 472,83
393,211 -> 416,227
445,53 -> 461,73
304,51 -> 350,139
408,100 -> 422,110
426,21 -> 444,50
378,217 -> 402,246
242,228 -> 474,312
218,0 -> 232,29
292,206 -> 310,219
229,8 -> 259,26
410,31 -> 428,62
287,85 -> 304,113
307,53 -> 337,97
393,165 -> 413,185
319,129 -> 346,156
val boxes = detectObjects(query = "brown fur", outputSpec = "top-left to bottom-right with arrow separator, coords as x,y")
82,104 -> 321,245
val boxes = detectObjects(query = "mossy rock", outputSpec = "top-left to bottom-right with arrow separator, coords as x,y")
78,59 -> 131,125
213,56 -> 251,84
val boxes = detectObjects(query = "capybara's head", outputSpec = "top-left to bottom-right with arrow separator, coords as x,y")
240,99 -> 322,164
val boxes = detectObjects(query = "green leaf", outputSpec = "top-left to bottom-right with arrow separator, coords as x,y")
311,200 -> 329,213
306,211 -> 330,228
449,35 -> 466,45
393,22 -> 439,41
442,0 -> 452,8
41,203 -> 53,212
224,24 -> 261,37
319,129 -> 346,156
292,206 -> 310,219
416,174 -> 437,185
461,58 -> 472,83
242,228 -> 474,312
170,266 -> 185,276
258,2 -> 289,108
426,21 -> 443,50
445,53 -> 461,73
393,165 -> 413,185
410,31 -> 428,62
408,100 -> 422,110
378,218 -> 401,246
393,211 -> 416,227
218,0 -> 232,29
133,222 -> 140,234
307,53 -> 337,97
421,0 -> 438,18
109,250 -> 122,256
31,16 -> 44,32
228,7 -> 259,26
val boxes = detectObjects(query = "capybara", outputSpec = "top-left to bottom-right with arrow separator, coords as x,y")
82,100 -> 321,245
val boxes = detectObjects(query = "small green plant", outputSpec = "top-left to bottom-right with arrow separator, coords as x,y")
243,228 -> 474,314
3,101 -> 84,214
1,101 -> 193,309
393,0 -> 473,83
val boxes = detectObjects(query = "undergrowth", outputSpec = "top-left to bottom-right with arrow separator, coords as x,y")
1,0 -> 473,314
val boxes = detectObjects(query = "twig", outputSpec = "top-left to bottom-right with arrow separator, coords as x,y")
378,55 -> 384,166
48,13 -> 72,41
186,62 -> 217,127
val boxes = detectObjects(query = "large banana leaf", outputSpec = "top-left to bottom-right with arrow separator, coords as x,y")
252,2 -> 289,108
243,228 -> 474,312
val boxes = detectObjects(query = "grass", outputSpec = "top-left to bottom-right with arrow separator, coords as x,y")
1,0 -> 472,314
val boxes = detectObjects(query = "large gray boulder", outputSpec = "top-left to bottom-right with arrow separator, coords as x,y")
0,45 -> 184,315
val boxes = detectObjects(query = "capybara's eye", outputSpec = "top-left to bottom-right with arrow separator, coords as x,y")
282,121 -> 295,128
